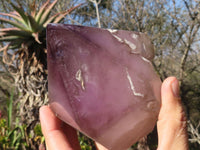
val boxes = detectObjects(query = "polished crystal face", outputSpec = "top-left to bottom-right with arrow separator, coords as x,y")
47,24 -> 161,150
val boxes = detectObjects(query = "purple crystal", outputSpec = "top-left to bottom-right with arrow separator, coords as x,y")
47,24 -> 161,150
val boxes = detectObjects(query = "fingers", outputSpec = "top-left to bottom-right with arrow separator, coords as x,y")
95,142 -> 108,150
40,105 -> 81,150
157,77 -> 188,150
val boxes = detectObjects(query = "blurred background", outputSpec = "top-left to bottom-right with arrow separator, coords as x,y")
0,0 -> 199,149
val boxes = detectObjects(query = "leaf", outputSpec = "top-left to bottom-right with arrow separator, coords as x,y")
30,1 -> 37,17
39,0 -> 58,25
35,0 -> 51,23
9,40 -> 25,49
53,3 -> 84,23
0,17 -> 25,30
27,15 -> 42,32
43,13 -> 59,26
7,90 -> 14,129
10,3 -> 29,26
0,27 -> 20,32
17,124 -> 25,138
0,12 -> 24,25
0,36 -> 19,41
44,3 -> 84,27
1,30 -> 32,39
0,32 -> 6,36
32,32 -> 41,44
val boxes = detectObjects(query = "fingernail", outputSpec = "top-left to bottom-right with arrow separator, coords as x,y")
171,79 -> 180,98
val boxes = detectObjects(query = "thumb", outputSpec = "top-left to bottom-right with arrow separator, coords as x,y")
157,77 -> 188,150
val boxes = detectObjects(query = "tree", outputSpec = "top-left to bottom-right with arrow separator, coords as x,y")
0,0 -> 83,148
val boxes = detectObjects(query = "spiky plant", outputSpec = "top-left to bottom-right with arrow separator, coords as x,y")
0,0 -> 82,149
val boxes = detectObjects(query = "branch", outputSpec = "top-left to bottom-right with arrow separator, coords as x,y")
188,121 -> 200,145
183,0 -> 197,21
179,23 -> 200,85
89,0 -> 101,28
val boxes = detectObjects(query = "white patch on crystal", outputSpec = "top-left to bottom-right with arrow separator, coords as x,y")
141,57 -> 151,63
81,64 -> 88,71
143,43 -> 146,52
125,68 -> 144,97
124,39 -> 137,52
112,35 -> 138,54
147,101 -> 157,111
132,33 -> 138,39
78,47 -> 90,55
49,23 -> 58,27
76,69 -> 81,81
75,69 -> 85,90
107,29 -> 117,33
113,35 -> 123,42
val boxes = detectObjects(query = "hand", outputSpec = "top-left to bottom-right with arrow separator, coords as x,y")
157,77 -> 188,150
40,77 -> 188,150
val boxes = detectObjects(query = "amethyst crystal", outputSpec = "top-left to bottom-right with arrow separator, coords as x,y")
47,24 -> 161,150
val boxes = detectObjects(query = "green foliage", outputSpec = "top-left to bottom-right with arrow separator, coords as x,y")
7,88 -> 14,129
34,123 -> 45,145
34,124 -> 42,137
0,88 -> 46,149
0,0 -> 83,51
0,92 -> 28,150
0,1 -> 84,149
78,133 -> 95,150
0,118 -> 28,150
